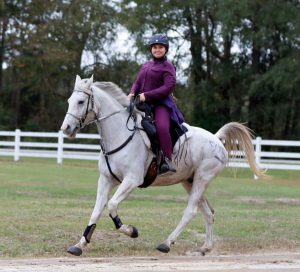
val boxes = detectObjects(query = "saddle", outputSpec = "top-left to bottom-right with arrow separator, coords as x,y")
135,101 -> 188,188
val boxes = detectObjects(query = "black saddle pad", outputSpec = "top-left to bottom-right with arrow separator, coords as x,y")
143,118 -> 188,154
170,121 -> 188,149
136,101 -> 188,152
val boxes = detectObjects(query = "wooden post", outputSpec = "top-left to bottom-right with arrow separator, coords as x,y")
14,129 -> 21,161
57,130 -> 64,164
254,136 -> 262,179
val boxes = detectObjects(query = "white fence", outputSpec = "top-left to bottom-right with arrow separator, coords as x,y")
0,129 -> 300,171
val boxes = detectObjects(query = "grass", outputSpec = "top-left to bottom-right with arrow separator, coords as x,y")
0,157 -> 299,258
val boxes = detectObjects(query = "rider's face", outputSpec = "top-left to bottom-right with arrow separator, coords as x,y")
151,44 -> 167,58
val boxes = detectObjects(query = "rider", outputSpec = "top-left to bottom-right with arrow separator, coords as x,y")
129,33 -> 185,174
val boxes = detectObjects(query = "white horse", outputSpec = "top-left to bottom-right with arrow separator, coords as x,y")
61,75 -> 264,256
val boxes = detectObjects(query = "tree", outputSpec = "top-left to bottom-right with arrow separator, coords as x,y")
1,0 -> 116,131
231,0 -> 300,139
120,0 -> 300,138
1,0 -> 300,140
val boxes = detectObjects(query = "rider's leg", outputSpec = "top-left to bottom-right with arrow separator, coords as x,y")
154,106 -> 176,173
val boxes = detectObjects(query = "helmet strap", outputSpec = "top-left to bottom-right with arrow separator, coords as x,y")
152,55 -> 167,61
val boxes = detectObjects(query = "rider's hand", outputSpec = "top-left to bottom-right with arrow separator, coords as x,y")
139,93 -> 146,102
128,93 -> 134,98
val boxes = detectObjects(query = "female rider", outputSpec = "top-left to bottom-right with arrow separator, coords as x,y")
130,34 -> 185,175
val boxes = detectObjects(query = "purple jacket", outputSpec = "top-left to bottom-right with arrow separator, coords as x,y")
131,57 -> 184,125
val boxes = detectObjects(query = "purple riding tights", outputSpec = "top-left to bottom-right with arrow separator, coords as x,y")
154,106 -> 172,160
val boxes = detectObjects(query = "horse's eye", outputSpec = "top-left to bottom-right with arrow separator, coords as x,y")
78,100 -> 84,105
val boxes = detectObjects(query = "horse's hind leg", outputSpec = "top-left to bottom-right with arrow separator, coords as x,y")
182,181 -> 215,255
157,160 -> 224,254
156,177 -> 205,253
68,174 -> 115,256
198,197 -> 215,254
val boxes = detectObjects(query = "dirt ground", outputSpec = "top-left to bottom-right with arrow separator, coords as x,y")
0,252 -> 299,272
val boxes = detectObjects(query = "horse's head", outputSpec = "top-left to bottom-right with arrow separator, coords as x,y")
61,75 -> 95,138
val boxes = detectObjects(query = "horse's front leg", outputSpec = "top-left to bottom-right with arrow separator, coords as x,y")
107,176 -> 142,238
68,174 -> 115,256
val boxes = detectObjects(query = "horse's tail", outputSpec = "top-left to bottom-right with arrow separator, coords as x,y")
215,122 -> 266,179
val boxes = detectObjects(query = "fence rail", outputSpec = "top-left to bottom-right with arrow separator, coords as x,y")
1,129 -> 300,171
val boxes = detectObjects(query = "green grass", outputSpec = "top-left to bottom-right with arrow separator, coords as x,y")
0,157 -> 299,258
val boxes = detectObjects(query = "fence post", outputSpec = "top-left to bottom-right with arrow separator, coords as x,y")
14,129 -> 21,161
254,136 -> 262,179
57,130 -> 64,164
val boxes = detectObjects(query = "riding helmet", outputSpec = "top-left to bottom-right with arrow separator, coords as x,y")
148,34 -> 169,51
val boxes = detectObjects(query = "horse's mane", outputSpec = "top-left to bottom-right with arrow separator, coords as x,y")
93,81 -> 129,107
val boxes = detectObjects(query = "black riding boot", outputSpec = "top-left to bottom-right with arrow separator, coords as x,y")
159,157 -> 176,175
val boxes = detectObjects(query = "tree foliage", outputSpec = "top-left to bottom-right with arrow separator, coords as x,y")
1,0 -> 116,130
120,0 -> 300,138
1,0 -> 300,139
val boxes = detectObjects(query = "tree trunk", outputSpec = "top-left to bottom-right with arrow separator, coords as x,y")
184,6 -> 204,85
0,16 -> 8,94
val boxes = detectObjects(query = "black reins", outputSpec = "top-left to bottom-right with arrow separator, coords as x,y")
67,89 -> 138,183
99,97 -> 138,183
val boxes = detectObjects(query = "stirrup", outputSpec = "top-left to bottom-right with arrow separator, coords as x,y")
158,158 -> 176,176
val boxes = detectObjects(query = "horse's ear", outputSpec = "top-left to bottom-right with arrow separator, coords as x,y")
75,75 -> 81,85
88,74 -> 94,85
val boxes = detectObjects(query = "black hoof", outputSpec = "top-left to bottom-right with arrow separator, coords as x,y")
156,243 -> 170,253
130,225 -> 138,238
67,246 -> 82,256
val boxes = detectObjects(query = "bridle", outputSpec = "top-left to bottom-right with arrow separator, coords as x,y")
66,88 -> 129,128
66,87 -> 137,182
66,89 -> 93,129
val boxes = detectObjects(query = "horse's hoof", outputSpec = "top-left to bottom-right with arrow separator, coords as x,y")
185,250 -> 205,256
198,247 -> 212,256
130,225 -> 138,238
156,243 -> 170,253
67,246 -> 82,256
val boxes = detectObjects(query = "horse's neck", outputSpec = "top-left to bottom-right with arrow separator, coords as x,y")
94,90 -> 132,150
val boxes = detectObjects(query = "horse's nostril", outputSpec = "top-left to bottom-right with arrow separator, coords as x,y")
61,124 -> 71,134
